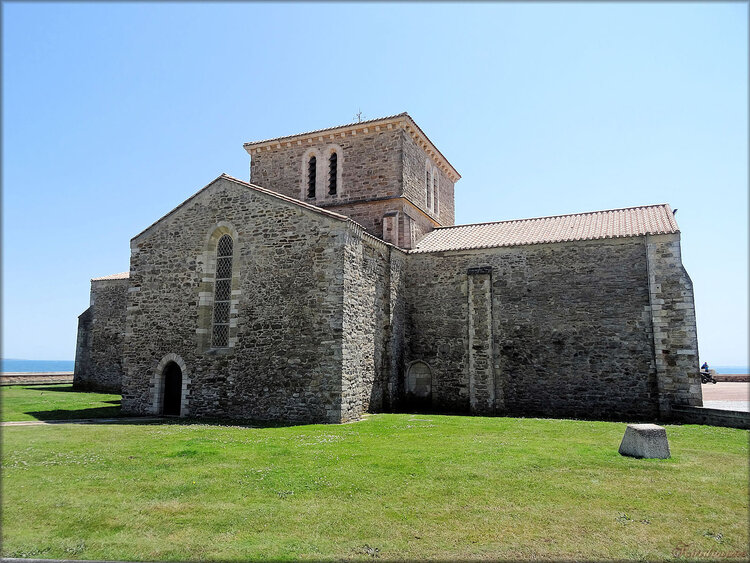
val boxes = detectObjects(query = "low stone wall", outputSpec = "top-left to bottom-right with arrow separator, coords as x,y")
1,372 -> 74,386
714,374 -> 749,382
672,405 -> 750,430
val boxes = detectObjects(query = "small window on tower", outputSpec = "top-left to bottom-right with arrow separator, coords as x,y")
328,152 -> 338,195
432,167 -> 439,214
307,156 -> 317,198
425,168 -> 431,210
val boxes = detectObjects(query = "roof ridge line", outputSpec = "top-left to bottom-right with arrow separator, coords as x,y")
91,271 -> 130,281
131,172 -> 386,249
243,113 -> 409,147
437,203 -> 673,230
221,175 -> 398,251
219,173 -> 352,222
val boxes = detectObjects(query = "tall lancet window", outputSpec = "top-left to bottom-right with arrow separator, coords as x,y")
212,235 -> 233,348
328,152 -> 338,195
432,167 -> 439,214
307,156 -> 317,198
425,168 -> 432,210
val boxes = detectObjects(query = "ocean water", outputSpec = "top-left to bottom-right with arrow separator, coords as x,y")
712,366 -> 750,375
2,359 -> 75,373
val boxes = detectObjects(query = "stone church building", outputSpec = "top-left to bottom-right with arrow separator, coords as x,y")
74,113 -> 702,422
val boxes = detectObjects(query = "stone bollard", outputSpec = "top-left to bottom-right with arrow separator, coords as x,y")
618,423 -> 671,459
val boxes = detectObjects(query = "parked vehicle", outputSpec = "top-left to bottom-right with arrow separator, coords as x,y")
700,370 -> 717,384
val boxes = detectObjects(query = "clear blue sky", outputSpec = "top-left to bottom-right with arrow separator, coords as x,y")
2,2 -> 747,366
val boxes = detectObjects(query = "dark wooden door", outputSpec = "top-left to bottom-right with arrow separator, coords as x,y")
162,362 -> 182,416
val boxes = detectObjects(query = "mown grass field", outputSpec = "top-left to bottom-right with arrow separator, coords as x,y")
2,392 -> 748,562
1,384 -> 121,422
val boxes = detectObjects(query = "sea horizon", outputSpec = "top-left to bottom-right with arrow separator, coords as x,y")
2,358 -> 748,375
2,359 -> 75,373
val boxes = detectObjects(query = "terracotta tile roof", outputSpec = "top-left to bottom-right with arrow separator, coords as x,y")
411,204 -> 679,253
92,272 -> 130,281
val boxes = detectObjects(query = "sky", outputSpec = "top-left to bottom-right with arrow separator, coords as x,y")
2,2 -> 747,366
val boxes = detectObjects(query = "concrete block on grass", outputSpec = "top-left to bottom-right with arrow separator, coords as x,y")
618,423 -> 671,459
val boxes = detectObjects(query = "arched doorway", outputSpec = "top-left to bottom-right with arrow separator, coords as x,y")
406,361 -> 432,411
162,361 -> 183,416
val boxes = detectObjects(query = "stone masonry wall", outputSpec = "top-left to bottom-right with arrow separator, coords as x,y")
321,198 -> 435,248
467,266 -> 499,415
250,128 -> 402,208
402,130 -> 455,227
387,249 -> 408,411
646,233 -> 702,415
73,278 -> 128,393
405,238 -> 661,420
122,177 -> 348,423
73,308 -> 92,384
249,126 -> 451,247
340,230 -> 408,420
341,229 -> 389,421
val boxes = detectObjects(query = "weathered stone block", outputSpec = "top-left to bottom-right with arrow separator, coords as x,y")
618,423 -> 671,459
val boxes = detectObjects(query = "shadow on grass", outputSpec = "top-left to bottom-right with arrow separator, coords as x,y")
21,385 -> 84,393
24,405 -> 123,421
17,408 -> 316,428
21,384 -> 123,395
165,416 -> 324,429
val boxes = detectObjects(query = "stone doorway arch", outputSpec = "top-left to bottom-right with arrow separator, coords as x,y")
162,362 -> 182,416
151,353 -> 191,416
406,360 -> 433,410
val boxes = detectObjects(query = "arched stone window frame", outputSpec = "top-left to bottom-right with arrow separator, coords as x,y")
197,222 -> 241,353
432,165 -> 439,216
150,353 -> 191,416
212,234 -> 233,347
301,148 -> 322,201
323,144 -> 344,200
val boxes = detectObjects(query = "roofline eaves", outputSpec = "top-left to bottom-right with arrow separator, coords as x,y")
130,173 -> 374,244
408,231 -> 679,255
243,112 -> 461,182
434,203 -> 678,231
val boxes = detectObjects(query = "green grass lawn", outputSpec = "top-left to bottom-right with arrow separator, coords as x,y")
1,384 -> 121,422
2,409 -> 747,561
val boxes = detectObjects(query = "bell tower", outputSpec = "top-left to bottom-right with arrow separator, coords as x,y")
244,113 -> 460,249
